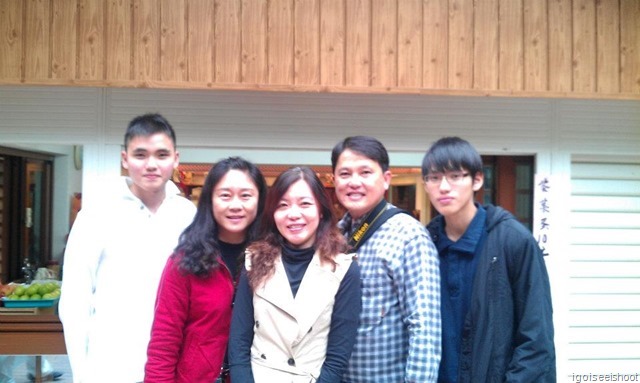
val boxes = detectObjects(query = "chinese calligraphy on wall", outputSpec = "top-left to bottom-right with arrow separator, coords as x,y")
533,174 -> 552,257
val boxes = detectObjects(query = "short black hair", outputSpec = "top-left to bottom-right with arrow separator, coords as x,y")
331,136 -> 390,172
124,113 -> 177,150
421,136 -> 483,177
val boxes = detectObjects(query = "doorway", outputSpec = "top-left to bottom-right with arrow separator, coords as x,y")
0,147 -> 54,283
480,156 -> 534,230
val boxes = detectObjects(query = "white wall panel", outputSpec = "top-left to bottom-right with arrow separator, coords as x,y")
570,212 -> 640,228
0,86 -> 102,143
567,342 -> 640,360
104,89 -> 553,154
572,163 -> 640,179
569,310 -> 640,326
2,86 -> 637,158
570,245 -> 640,261
3,85 -> 637,160
570,275 -> 640,294
558,100 -> 640,155
572,179 -> 640,196
568,158 -> 640,374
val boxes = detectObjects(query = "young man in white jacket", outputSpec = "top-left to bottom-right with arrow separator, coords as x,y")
58,113 -> 196,383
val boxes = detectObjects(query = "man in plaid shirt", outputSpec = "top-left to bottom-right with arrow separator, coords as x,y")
331,136 -> 441,383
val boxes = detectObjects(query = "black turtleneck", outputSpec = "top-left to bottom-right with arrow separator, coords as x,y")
219,240 -> 245,281
281,245 -> 315,297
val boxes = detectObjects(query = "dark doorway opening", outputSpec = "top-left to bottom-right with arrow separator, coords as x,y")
0,147 -> 54,284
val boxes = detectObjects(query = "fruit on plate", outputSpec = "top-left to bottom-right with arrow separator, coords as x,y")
3,282 -> 61,300
0,283 -> 16,298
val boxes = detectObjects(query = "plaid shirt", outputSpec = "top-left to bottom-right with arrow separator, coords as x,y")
339,205 -> 441,383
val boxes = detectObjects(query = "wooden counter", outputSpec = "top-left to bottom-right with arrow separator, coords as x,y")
0,309 -> 67,382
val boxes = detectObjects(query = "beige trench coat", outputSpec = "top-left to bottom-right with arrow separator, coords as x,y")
248,252 -> 353,383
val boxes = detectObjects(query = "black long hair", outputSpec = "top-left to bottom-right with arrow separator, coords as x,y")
175,157 -> 267,277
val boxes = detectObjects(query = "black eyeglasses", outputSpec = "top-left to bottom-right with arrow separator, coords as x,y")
423,172 -> 470,185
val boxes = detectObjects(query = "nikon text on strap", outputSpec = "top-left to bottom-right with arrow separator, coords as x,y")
347,199 -> 409,252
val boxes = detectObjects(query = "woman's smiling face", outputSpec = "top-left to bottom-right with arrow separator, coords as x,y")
212,169 -> 260,244
274,179 -> 320,249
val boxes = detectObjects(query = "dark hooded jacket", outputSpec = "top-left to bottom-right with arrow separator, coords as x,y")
427,204 -> 556,383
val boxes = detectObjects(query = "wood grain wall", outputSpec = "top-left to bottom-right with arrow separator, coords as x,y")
0,0 -> 638,99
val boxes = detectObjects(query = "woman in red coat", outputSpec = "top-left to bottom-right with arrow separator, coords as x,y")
144,157 -> 267,383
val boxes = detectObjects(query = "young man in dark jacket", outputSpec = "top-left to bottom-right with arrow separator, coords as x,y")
422,136 -> 555,383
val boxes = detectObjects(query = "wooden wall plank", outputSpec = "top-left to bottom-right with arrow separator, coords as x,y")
51,0 -> 76,79
573,0 -> 597,92
423,0 -> 448,89
548,0 -> 572,91
499,0 -> 524,90
160,0 -> 186,82
0,0 -> 23,80
188,0 -> 214,83
596,0 -> 620,94
371,0 -> 397,87
268,0 -> 294,84
78,0 -> 104,80
24,0 -> 50,79
620,0 -> 640,93
106,0 -> 132,81
473,0 -> 499,90
214,0 -> 241,83
132,0 -> 159,81
293,0 -> 320,85
397,0 -> 422,88
3,0 -> 639,98
345,0 -> 371,87
449,0 -> 473,89
320,0 -> 345,85
241,0 -> 267,83
523,0 -> 548,91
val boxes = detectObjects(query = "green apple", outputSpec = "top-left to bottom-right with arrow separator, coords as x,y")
14,285 -> 26,296
45,282 -> 58,291
26,284 -> 40,296
38,284 -> 54,295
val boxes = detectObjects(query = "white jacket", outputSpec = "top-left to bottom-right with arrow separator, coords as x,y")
58,177 -> 195,383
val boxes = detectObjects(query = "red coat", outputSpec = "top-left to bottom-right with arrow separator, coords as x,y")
145,254 -> 234,383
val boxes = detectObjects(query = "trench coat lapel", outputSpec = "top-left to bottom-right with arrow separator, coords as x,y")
255,258 -> 296,318
254,253 -> 340,332
293,254 -> 340,332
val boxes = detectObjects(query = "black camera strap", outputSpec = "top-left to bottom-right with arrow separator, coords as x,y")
347,199 -> 409,252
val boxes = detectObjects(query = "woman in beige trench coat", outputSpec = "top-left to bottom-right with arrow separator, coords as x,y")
228,167 -> 362,383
